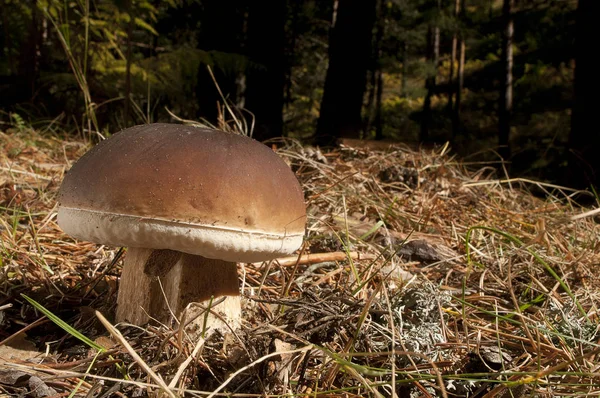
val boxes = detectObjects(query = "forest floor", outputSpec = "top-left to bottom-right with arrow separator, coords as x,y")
1,125 -> 599,397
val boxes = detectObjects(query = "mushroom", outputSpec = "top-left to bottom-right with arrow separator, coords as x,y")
56,123 -> 306,330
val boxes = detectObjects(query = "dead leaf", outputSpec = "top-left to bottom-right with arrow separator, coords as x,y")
0,370 -> 57,398
0,334 -> 42,365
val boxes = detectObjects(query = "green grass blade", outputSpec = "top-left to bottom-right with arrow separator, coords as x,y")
465,225 -> 588,321
21,294 -> 105,352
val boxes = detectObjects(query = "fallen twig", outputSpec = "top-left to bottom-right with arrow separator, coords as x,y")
253,251 -> 376,267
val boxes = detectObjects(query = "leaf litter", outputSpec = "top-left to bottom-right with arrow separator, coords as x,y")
1,126 -> 599,397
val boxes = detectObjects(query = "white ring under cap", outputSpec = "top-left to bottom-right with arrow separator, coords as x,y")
58,206 -> 304,263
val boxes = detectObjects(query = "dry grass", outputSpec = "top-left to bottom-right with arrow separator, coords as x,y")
1,124 -> 599,397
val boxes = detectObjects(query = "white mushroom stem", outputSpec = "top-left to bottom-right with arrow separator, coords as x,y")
116,247 -> 241,330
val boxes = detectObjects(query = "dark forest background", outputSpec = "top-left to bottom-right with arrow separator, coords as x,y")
1,0 -> 598,193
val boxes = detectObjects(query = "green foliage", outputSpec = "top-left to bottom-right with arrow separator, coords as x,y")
465,225 -> 588,321
134,47 -> 251,119
0,0 -> 582,185
21,294 -> 106,351
9,113 -> 27,132
0,0 -> 33,74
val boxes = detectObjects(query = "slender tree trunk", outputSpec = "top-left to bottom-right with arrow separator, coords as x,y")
124,0 -> 134,125
434,25 -> 439,82
245,0 -> 286,141
401,42 -> 408,99
373,0 -> 385,140
498,0 -> 514,160
365,69 -> 377,133
332,0 -> 339,27
421,27 -> 434,142
447,37 -> 456,112
315,0 -> 376,146
452,39 -> 465,137
366,0 -> 384,136
284,0 -> 300,108
568,0 -> 599,191
452,0 -> 466,138
421,0 -> 441,143
196,0 -> 247,125
19,0 -> 41,98
374,67 -> 383,140
1,0 -> 16,74
236,8 -> 248,110
447,0 -> 460,112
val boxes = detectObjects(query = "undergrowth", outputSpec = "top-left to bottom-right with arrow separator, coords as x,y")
0,124 -> 599,397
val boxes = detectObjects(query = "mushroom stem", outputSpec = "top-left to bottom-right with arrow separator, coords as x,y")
116,247 -> 241,329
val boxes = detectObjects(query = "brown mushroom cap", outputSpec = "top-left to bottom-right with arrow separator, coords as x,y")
57,123 -> 306,262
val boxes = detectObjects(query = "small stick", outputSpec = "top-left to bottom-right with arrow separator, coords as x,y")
168,335 -> 206,389
0,316 -> 49,346
95,311 -> 177,398
253,251 -> 376,267
570,207 -> 600,221
205,345 -> 313,398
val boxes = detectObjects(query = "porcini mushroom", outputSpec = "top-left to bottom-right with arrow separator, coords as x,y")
57,123 -> 306,329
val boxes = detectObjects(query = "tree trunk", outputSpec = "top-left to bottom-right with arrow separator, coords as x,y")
19,0 -> 41,98
421,27 -> 433,142
421,1 -> 441,143
452,0 -> 466,139
366,0 -> 384,137
374,67 -> 383,140
365,69 -> 377,134
284,0 -> 300,108
568,0 -> 599,191
401,42 -> 409,99
447,0 -> 460,112
1,0 -> 16,74
196,0 -> 247,126
498,0 -> 514,160
315,0 -> 377,147
332,0 -> 339,26
123,0 -> 134,125
245,0 -> 286,141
